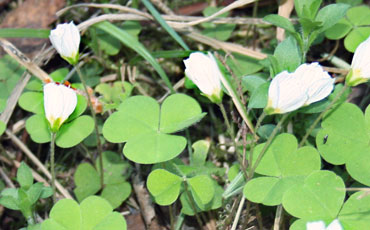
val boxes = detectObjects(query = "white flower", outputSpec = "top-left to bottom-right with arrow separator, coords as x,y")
306,219 -> 343,230
265,70 -> 308,114
184,52 -> 223,103
346,35 -> 370,86
44,83 -> 77,132
265,63 -> 334,114
295,63 -> 335,105
49,22 -> 80,65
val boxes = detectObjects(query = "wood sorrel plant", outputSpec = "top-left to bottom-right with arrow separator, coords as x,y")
3,0 -> 370,229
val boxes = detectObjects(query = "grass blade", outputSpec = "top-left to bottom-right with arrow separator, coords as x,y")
0,28 -> 50,38
141,0 -> 190,51
96,21 -> 174,92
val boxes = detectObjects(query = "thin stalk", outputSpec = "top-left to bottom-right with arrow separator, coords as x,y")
299,85 -> 349,147
183,180 -> 204,230
169,204 -> 174,230
249,114 -> 289,178
218,103 -> 248,178
75,65 -> 104,188
273,205 -> 283,230
248,111 -> 266,176
50,132 -> 56,203
231,197 -> 245,230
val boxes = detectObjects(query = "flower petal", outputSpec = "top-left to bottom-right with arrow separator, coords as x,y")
306,220 -> 326,230
184,52 -> 222,103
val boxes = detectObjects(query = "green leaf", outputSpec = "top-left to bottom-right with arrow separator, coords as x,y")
325,18 -> 352,40
248,82 -> 269,109
191,140 -> 210,166
95,28 -> 122,56
264,14 -> 296,33
242,74 -> 267,94
315,3 -> 350,32
346,5 -> 370,26
101,182 -> 131,209
17,162 -> 33,189
188,175 -> 214,205
26,114 -> 51,143
338,191 -> 370,228
103,94 -> 204,164
316,103 -> 370,186
282,170 -> 345,220
96,151 -> 131,185
122,21 -> 142,37
336,0 -> 362,6
56,115 -> 94,148
95,21 -> 174,92
201,7 -> 236,41
50,68 -> 69,82
225,53 -> 263,77
180,181 -> 222,215
344,27 -> 370,52
294,0 -> 322,19
244,176 -> 305,206
18,92 -> 44,114
244,133 -> 321,205
142,0 -> 189,50
27,182 -> 44,204
160,94 -> 206,133
0,28 -> 49,38
0,188 -> 19,210
65,95 -> 87,123
42,196 -> 127,230
0,120 -> 5,136
147,169 -> 182,206
274,36 -> 301,72
74,163 -> 101,202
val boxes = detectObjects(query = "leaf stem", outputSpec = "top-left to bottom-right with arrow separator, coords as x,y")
249,113 -> 289,178
299,84 -> 349,147
50,132 -> 56,203
75,65 -> 104,188
183,179 -> 204,230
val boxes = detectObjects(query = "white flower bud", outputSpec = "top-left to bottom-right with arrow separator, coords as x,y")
265,63 -> 334,114
346,35 -> 370,86
44,83 -> 77,132
49,22 -> 80,65
184,52 -> 223,103
306,219 -> 342,230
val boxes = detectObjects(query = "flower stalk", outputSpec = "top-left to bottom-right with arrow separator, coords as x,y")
75,66 -> 104,188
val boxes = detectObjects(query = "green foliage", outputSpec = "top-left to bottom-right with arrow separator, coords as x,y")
95,21 -> 174,92
142,0 -> 189,50
273,36 -> 302,73
74,151 -> 131,209
0,55 -> 26,113
225,53 -> 263,78
41,196 -> 127,230
147,169 -> 182,205
325,5 -> 370,52
0,162 -> 52,225
282,170 -> 345,220
95,81 -> 133,112
21,87 -> 93,148
0,28 -> 49,38
147,139 -> 223,215
316,103 -> 370,186
103,94 -> 205,164
244,133 -> 321,205
201,6 -> 236,41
